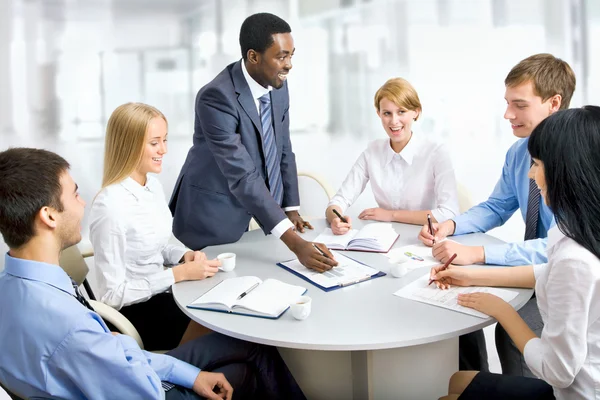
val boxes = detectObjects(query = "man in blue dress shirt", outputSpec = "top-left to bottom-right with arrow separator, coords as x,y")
418,54 -> 576,377
0,148 -> 305,400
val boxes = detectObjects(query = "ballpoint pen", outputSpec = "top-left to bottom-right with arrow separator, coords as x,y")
312,243 -> 330,258
237,282 -> 259,300
427,213 -> 436,245
428,253 -> 457,286
332,209 -> 348,224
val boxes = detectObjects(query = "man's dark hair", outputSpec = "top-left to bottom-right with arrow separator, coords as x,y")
0,148 -> 70,248
239,13 -> 291,61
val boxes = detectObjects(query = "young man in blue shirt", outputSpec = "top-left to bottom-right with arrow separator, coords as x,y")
0,148 -> 305,400
419,54 -> 576,377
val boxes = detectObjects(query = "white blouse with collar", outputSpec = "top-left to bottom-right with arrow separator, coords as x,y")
89,176 -> 188,310
524,227 -> 600,399
327,135 -> 459,222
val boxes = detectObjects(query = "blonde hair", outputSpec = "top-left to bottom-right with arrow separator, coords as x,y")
505,53 -> 576,110
101,102 -> 167,189
374,78 -> 422,120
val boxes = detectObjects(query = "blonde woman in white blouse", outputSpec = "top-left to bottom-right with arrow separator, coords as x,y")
436,106 -> 600,400
89,103 -> 220,351
325,78 -> 459,235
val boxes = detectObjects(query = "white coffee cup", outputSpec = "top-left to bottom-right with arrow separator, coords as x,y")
389,255 -> 409,278
217,253 -> 236,272
290,296 -> 312,320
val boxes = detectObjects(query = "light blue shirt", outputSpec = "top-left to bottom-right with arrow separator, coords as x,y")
0,254 -> 200,399
453,138 -> 554,266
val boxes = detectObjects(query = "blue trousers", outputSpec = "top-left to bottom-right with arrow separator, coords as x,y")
165,333 -> 306,400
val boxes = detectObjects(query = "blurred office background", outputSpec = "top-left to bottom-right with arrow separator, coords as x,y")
0,0 -> 598,374
1,0 -> 599,263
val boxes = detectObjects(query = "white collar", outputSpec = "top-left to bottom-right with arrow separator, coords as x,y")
241,60 -> 272,101
385,132 -> 417,166
120,176 -> 155,200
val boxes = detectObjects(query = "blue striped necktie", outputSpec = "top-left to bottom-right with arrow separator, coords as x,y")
524,159 -> 540,240
258,93 -> 284,205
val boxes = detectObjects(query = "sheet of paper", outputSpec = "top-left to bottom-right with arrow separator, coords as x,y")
385,244 -> 440,271
281,251 -> 380,289
393,273 -> 519,318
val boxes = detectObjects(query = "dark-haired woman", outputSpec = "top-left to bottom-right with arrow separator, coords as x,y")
433,105 -> 600,400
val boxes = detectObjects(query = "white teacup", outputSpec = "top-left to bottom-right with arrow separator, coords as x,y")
389,254 -> 409,278
217,253 -> 236,272
290,296 -> 312,320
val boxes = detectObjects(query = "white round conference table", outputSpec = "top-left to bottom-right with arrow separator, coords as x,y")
172,220 -> 533,400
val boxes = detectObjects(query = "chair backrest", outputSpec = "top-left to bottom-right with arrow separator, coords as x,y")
247,171 -> 335,230
58,245 -> 89,286
296,171 -> 335,220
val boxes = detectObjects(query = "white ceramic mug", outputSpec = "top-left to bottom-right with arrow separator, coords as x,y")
217,252 -> 236,272
290,296 -> 312,320
389,254 -> 409,278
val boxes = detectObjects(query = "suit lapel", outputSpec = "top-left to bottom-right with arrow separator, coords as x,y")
232,61 -> 262,133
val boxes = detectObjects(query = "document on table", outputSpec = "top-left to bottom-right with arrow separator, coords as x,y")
279,251 -> 381,289
385,243 -> 440,271
393,273 -> 519,318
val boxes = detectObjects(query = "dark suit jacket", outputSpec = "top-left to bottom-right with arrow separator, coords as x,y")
169,60 -> 300,250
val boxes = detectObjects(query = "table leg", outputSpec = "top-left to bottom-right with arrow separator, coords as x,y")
278,337 -> 458,400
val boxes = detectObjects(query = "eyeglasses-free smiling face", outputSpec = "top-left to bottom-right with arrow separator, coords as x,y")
504,81 -> 561,139
377,97 -> 419,150
251,33 -> 294,89
135,117 -> 168,179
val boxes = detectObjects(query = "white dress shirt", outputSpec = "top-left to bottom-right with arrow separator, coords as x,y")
524,227 -> 600,399
240,61 -> 297,238
89,176 -> 188,310
328,136 -> 459,222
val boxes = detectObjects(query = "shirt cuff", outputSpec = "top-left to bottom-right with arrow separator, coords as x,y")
169,246 -> 189,265
149,269 -> 176,294
482,244 -> 506,265
283,206 -> 300,212
327,198 -> 348,214
451,216 -> 469,235
166,357 -> 201,389
271,218 -> 295,238
523,337 -> 543,377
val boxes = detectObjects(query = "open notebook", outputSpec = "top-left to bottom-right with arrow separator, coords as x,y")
313,223 -> 399,253
187,277 -> 307,319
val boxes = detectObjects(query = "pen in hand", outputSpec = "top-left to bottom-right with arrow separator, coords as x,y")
427,213 -> 436,245
332,209 -> 348,224
237,282 -> 259,300
312,243 -> 330,258
428,253 -> 458,286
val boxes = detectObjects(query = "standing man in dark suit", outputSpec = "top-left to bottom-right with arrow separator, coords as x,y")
170,13 -> 336,272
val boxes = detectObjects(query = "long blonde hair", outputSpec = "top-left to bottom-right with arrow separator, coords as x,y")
101,102 -> 167,189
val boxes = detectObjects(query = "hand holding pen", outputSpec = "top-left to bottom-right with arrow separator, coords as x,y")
427,214 -> 436,245
428,253 -> 457,286
311,243 -> 338,273
330,208 -> 352,235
